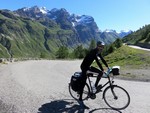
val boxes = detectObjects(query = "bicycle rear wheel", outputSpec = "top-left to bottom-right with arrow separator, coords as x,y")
68,83 -> 90,101
103,85 -> 130,110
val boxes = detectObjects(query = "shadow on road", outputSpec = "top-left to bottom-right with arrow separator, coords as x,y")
38,99 -> 122,113
38,99 -> 85,113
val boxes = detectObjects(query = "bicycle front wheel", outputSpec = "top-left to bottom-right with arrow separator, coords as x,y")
68,83 -> 90,101
103,85 -> 130,110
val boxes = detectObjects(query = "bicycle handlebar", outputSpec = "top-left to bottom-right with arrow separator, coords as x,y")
103,68 -> 112,77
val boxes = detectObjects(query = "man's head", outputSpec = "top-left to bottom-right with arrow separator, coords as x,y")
96,41 -> 105,51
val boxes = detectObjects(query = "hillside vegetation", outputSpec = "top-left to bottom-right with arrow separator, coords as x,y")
0,7 -> 122,59
0,10 -> 77,58
105,45 -> 150,68
123,24 -> 150,48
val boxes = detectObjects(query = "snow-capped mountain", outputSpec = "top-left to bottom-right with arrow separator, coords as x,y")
104,29 -> 117,33
14,6 -> 50,18
15,6 -> 132,37
14,6 -> 132,44
14,6 -> 101,42
118,30 -> 133,38
14,6 -> 97,28
103,29 -> 133,38
69,14 -> 94,26
22,6 -> 48,14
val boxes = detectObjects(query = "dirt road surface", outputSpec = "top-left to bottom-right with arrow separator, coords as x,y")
0,60 -> 150,113
128,45 -> 150,51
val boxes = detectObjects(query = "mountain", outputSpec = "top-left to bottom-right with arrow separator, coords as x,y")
14,6 -> 132,39
14,6 -> 102,43
118,30 -> 133,38
0,9 -> 82,58
0,10 -> 53,58
100,29 -> 120,44
14,6 -> 49,18
0,6 -> 125,58
16,6 -> 133,43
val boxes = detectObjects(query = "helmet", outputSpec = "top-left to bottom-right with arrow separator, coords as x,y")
97,41 -> 105,46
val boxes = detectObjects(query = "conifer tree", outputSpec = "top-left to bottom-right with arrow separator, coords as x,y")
56,46 -> 69,59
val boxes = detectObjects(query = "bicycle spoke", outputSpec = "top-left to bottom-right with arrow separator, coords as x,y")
69,83 -> 90,101
103,85 -> 130,110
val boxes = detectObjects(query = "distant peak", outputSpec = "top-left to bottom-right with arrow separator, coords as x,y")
50,8 -> 68,13
39,7 -> 48,14
51,8 -> 59,12
20,6 -> 49,14
118,29 -> 132,33
104,29 -> 116,33
60,8 -> 67,12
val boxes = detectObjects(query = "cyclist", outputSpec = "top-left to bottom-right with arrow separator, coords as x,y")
79,41 -> 109,103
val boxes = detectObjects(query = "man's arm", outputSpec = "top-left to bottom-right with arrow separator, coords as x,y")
95,56 -> 104,71
98,54 -> 109,68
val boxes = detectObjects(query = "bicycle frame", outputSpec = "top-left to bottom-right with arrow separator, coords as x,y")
86,69 -> 114,93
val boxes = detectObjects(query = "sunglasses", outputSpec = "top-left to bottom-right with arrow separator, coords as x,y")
97,45 -> 104,48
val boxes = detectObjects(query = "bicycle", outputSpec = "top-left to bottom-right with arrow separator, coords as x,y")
68,66 -> 130,110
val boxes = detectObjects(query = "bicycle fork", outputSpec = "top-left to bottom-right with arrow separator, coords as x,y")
102,77 -> 118,100
109,78 -> 118,100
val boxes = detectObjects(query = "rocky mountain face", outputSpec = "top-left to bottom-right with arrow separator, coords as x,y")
0,6 -> 132,58
100,29 -> 120,44
14,6 -> 102,43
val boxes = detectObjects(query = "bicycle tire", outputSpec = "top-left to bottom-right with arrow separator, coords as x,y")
103,85 -> 130,110
68,83 -> 90,101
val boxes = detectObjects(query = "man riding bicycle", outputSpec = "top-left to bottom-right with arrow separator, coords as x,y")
79,41 -> 109,103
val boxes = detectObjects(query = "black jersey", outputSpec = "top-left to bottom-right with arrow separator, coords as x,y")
81,48 -> 108,71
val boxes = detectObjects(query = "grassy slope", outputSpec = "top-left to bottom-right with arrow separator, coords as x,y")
104,45 -> 150,81
105,45 -> 150,68
0,44 -> 10,58
92,45 -> 150,81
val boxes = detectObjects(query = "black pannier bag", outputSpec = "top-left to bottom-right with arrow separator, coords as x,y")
70,72 -> 82,92
112,66 -> 120,75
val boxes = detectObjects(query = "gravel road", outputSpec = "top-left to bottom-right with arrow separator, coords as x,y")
0,60 -> 150,113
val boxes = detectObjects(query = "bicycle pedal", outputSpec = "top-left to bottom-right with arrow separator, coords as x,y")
90,93 -> 96,99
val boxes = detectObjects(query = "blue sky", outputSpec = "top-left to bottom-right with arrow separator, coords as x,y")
0,0 -> 150,32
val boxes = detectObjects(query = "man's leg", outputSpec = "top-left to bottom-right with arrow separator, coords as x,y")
78,73 -> 89,109
95,71 -> 103,87
79,71 -> 87,101
88,66 -> 103,87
